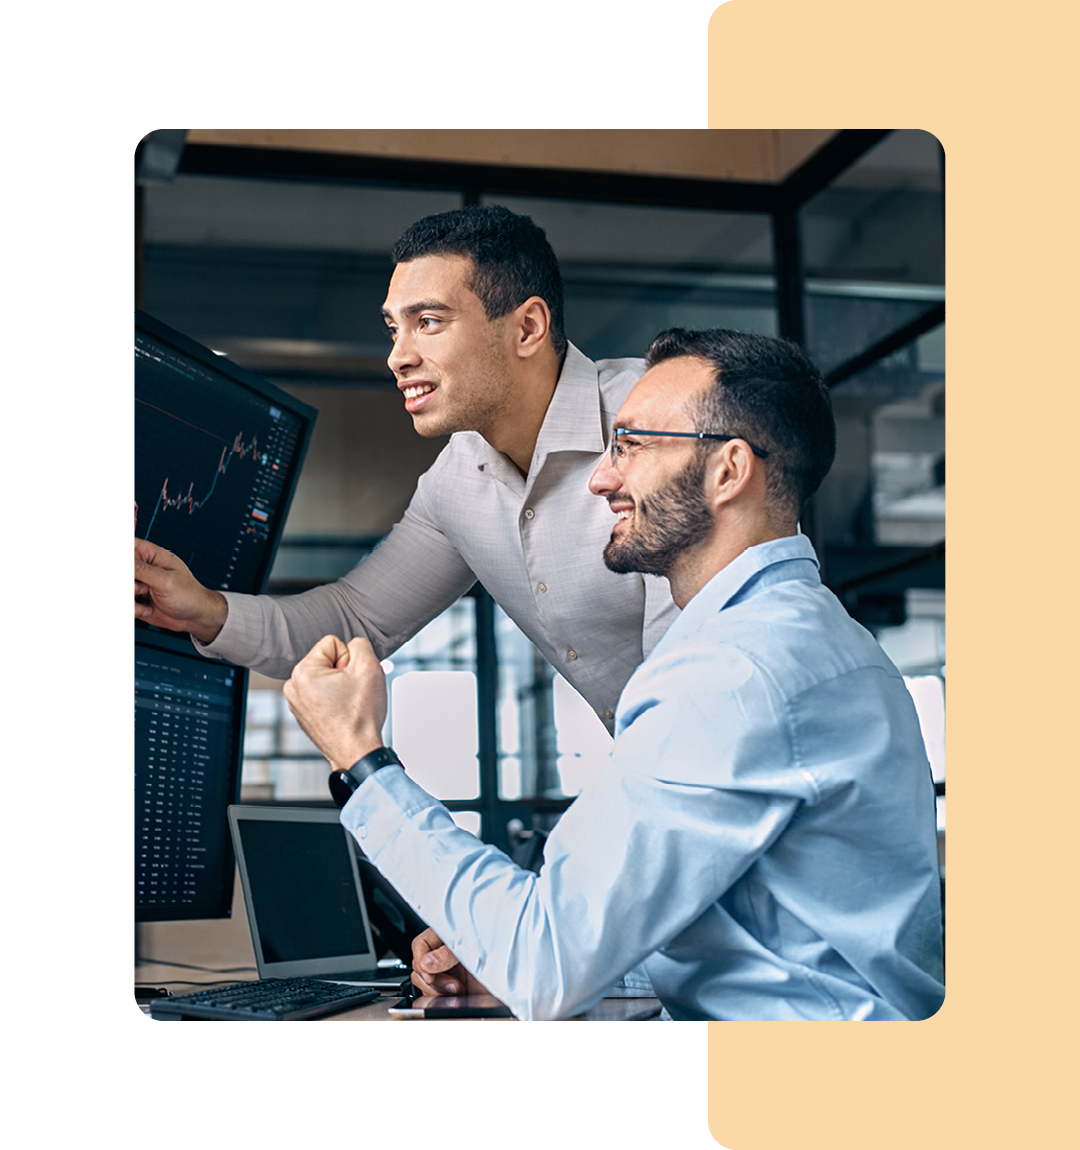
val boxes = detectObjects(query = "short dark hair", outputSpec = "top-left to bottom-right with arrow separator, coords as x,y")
645,328 -> 835,516
392,205 -> 566,355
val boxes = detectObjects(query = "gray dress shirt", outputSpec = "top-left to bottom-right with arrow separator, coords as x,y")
196,343 -> 678,731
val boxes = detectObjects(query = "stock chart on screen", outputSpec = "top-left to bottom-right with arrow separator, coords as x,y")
135,315 -> 316,595
134,314 -> 315,923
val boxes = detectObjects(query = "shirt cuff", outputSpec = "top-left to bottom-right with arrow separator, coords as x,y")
339,764 -> 437,856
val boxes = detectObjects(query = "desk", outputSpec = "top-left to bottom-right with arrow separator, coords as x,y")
135,963 -> 661,1021
136,878 -> 661,1021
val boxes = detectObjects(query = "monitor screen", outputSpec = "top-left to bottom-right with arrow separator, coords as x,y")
232,813 -> 376,967
134,316 -> 317,923
135,633 -> 247,921
135,311 -> 317,596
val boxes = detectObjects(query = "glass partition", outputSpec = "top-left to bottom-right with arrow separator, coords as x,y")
799,130 -> 944,373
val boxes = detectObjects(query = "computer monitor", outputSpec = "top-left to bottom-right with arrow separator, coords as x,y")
135,313 -> 317,922
135,310 -> 317,596
135,631 -> 247,922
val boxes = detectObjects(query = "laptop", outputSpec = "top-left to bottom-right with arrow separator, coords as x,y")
228,804 -> 422,989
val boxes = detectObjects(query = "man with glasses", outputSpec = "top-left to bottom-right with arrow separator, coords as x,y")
284,326 -> 946,1021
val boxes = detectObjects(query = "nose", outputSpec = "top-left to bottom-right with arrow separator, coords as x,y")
589,451 -> 619,498
387,328 -> 421,376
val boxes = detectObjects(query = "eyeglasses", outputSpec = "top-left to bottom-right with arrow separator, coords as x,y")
610,428 -> 770,466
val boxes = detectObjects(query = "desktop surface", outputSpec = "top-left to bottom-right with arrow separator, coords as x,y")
133,956 -> 657,1021
135,866 -> 660,1021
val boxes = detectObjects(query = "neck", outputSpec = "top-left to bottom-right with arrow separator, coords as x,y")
666,515 -> 797,609
490,346 -> 564,476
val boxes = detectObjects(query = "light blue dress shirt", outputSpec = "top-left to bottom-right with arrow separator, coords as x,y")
343,535 -> 945,1021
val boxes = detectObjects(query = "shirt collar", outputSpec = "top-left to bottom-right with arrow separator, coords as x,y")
470,342 -> 604,490
532,343 -> 607,461
685,534 -> 821,621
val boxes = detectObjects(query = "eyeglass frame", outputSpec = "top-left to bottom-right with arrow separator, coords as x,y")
610,427 -> 770,466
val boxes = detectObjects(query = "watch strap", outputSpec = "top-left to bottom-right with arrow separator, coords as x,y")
328,746 -> 402,807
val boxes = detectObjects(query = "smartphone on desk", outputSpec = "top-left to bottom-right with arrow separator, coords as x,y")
388,994 -> 514,1020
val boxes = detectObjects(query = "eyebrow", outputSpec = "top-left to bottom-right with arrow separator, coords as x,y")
381,300 -> 454,321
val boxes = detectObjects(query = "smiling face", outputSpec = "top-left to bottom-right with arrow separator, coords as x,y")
382,254 -> 517,440
588,357 -> 717,578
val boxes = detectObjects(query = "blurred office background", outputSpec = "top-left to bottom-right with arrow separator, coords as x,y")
136,129 -> 944,878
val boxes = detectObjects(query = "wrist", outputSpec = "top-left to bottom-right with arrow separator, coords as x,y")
329,746 -> 402,807
189,591 -> 229,645
329,733 -> 385,773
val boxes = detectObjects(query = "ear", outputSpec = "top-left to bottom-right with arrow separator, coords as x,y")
704,440 -> 759,510
510,296 -> 552,359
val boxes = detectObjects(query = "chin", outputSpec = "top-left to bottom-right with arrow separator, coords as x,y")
604,538 -> 676,579
411,414 -> 449,438
602,542 -> 638,575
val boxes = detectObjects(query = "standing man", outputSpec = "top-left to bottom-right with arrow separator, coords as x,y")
284,328 -> 946,1022
135,205 -> 676,731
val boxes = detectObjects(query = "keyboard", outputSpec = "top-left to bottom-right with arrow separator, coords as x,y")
147,977 -> 381,1021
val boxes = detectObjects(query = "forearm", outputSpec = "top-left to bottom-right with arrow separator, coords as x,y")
344,765 -> 755,1021
195,583 -> 381,678
196,504 -> 477,677
343,770 -> 619,1021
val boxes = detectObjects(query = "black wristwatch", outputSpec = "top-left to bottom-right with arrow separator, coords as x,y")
328,746 -> 402,808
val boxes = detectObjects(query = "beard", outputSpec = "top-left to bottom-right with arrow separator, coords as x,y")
603,453 -> 713,577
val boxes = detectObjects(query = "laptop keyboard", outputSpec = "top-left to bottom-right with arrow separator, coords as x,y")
147,977 -> 381,1021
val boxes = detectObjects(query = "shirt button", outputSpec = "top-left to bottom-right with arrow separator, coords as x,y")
603,709 -> 614,720
524,508 -> 535,520
567,649 -> 578,660
537,583 -> 547,593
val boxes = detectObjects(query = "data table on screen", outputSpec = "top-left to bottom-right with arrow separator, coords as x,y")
135,642 -> 245,920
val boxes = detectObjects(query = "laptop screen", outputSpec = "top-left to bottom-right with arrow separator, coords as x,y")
229,806 -> 381,979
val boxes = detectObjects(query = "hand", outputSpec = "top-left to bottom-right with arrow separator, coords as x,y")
283,635 -> 387,772
134,538 -> 228,643
410,927 -> 490,998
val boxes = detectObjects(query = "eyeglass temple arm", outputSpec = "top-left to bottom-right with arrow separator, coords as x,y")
613,428 -> 769,459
